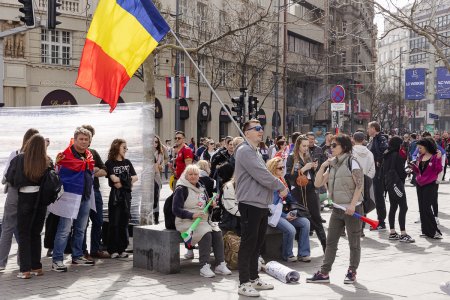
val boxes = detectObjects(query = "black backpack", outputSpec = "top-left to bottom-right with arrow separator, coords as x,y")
163,185 -> 188,230
39,168 -> 63,206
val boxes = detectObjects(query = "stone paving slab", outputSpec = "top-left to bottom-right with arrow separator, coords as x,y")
1,182 -> 450,299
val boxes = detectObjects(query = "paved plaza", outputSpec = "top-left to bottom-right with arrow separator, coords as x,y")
1,182 -> 450,299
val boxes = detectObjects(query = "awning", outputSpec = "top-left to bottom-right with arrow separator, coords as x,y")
179,98 -> 189,120
220,105 -> 232,123
198,102 -> 210,122
41,89 -> 78,106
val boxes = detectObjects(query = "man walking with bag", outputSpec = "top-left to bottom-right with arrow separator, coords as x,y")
235,120 -> 288,297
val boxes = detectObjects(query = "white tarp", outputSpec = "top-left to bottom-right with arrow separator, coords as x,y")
0,103 -> 152,224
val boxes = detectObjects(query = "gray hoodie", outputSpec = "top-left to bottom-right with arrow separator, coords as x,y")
353,145 -> 376,179
234,142 -> 285,209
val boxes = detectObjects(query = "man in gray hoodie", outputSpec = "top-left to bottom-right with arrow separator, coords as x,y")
235,119 -> 288,297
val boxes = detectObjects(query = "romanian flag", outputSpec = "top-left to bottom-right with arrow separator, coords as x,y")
76,0 -> 170,112
48,146 -> 96,219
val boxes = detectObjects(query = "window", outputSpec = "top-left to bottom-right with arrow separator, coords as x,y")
153,54 -> 159,75
219,10 -> 226,32
219,60 -> 227,87
287,32 -> 322,59
180,0 -> 188,22
342,21 -> 347,33
41,28 -> 71,66
256,71 -> 261,92
197,2 -> 207,32
179,52 -> 186,75
198,55 -> 206,83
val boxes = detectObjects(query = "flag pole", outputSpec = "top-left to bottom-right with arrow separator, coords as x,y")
169,28 -> 248,140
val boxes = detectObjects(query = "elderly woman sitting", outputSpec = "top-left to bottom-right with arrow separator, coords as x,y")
172,164 -> 232,278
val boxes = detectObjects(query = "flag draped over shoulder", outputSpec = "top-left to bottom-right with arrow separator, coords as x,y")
76,0 -> 170,112
48,146 -> 96,219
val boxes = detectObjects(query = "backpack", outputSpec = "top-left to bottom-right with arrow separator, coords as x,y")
223,231 -> 240,270
39,168 -> 63,206
163,185 -> 188,230
346,156 -> 375,214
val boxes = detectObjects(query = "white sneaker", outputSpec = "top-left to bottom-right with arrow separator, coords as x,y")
214,262 -> 232,275
436,217 -> 440,225
440,281 -> 450,295
238,282 -> 260,297
251,277 -> 274,290
184,249 -> 194,259
111,252 -> 119,259
200,263 -> 215,278
0,267 -> 5,272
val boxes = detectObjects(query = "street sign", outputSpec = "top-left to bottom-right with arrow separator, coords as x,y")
331,103 -> 346,111
429,113 -> 439,120
331,85 -> 345,103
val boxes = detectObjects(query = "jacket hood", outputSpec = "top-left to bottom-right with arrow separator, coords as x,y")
176,175 -> 202,194
353,145 -> 370,157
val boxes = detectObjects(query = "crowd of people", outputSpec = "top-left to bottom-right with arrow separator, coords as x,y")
1,120 -> 449,296
160,121 -> 448,297
0,126 -> 138,278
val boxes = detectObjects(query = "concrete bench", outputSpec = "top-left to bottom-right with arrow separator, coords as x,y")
133,226 -> 182,274
133,225 -> 283,274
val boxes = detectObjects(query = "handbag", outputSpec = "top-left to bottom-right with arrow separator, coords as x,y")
296,170 -> 309,187
288,202 -> 311,219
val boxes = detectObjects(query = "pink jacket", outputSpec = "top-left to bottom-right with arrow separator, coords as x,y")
411,154 -> 443,186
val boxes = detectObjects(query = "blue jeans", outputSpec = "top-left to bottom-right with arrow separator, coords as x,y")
276,216 -> 310,260
53,198 -> 91,262
82,190 -> 103,254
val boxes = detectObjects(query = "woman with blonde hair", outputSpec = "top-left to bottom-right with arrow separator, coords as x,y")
267,157 -> 311,262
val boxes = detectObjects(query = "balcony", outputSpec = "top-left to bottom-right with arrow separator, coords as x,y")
38,0 -> 80,13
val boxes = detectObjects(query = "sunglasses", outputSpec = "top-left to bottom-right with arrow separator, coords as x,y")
209,142 -> 215,145
174,137 -> 183,140
330,143 -> 339,148
246,125 -> 263,132
276,166 -> 285,170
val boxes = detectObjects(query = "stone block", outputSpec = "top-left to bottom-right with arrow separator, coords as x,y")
133,226 -> 182,274
261,226 -> 283,260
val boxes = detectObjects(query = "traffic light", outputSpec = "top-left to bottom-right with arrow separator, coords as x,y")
48,0 -> 62,30
18,0 -> 35,27
248,96 -> 259,119
231,95 -> 244,124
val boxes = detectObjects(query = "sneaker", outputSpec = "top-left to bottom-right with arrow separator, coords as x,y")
184,249 -> 194,260
52,261 -> 67,272
214,262 -> 232,275
72,256 -> 95,266
0,266 -> 5,272
399,234 -> 415,243
111,252 -> 119,259
306,271 -> 330,283
91,251 -> 111,259
31,269 -> 44,276
238,282 -> 260,297
389,232 -> 400,240
251,277 -> 274,290
17,272 -> 31,279
433,232 -> 443,239
200,263 -> 215,278
436,217 -> 440,225
118,253 -> 129,258
370,224 -> 386,231
344,269 -> 357,284
258,256 -> 265,265
298,256 -> 311,262
440,281 -> 450,295
285,256 -> 298,262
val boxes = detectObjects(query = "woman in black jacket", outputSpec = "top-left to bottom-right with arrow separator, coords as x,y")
6,134 -> 52,279
286,136 -> 326,252
383,136 -> 414,243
